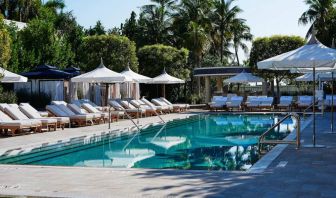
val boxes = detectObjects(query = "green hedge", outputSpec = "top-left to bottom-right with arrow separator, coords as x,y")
78,35 -> 138,72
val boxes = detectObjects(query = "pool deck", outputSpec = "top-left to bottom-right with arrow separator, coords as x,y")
0,112 -> 336,197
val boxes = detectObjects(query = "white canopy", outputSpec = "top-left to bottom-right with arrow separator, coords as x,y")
0,67 -> 27,83
257,34 -> 336,70
224,71 -> 264,83
295,72 -> 334,82
120,66 -> 152,83
71,59 -> 131,83
150,69 -> 185,84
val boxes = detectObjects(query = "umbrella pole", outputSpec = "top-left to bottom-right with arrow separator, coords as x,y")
332,72 -> 334,133
305,67 -> 325,148
313,67 -> 316,146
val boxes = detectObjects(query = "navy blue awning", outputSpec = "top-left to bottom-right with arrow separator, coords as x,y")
21,64 -> 75,79
193,67 -> 251,77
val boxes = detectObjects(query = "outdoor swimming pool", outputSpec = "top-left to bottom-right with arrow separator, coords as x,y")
0,114 -> 296,171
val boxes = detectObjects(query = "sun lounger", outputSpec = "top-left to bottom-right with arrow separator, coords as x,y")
245,96 -> 260,111
3,105 -> 47,132
109,100 -> 144,118
141,98 -> 169,113
81,103 -> 119,122
119,100 -> 148,116
226,96 -> 243,111
19,103 -> 70,129
130,100 -> 159,116
209,96 -> 227,111
277,96 -> 293,110
46,105 -> 94,127
297,96 -> 313,110
5,105 -> 55,131
151,99 -> 175,112
67,103 -> 103,124
159,97 -> 189,112
0,110 -> 36,136
258,97 -> 274,110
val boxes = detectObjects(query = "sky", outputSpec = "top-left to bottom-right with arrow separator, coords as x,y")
64,0 -> 310,60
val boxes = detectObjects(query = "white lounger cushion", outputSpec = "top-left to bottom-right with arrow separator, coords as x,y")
51,101 -> 68,106
68,104 -> 101,119
5,106 -> 55,125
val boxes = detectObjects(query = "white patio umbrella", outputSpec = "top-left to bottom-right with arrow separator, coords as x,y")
71,59 -> 131,83
150,68 -> 185,98
224,71 -> 264,83
71,58 -> 132,129
120,66 -> 152,83
120,66 -> 152,99
257,33 -> 336,147
0,67 -> 27,83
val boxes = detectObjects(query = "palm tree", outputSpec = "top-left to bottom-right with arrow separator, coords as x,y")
212,0 -> 242,63
141,0 -> 176,44
44,0 -> 65,14
185,21 -> 209,68
299,0 -> 336,38
232,19 -> 252,66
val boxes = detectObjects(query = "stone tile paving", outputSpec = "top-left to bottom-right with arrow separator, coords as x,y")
0,112 -> 335,197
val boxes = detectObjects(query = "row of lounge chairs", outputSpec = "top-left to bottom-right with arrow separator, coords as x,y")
0,97 -> 189,136
209,95 -> 333,111
108,97 -> 189,118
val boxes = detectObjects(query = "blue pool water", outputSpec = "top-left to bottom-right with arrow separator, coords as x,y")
0,114 -> 295,171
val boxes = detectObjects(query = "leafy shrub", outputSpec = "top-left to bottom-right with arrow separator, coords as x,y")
0,91 -> 17,103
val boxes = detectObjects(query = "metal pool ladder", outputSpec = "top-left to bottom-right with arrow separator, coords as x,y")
258,113 -> 301,155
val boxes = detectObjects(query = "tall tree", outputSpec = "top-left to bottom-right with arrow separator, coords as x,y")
140,0 -> 176,44
299,0 -> 336,38
0,14 -> 11,68
0,0 -> 42,22
232,19 -> 252,65
212,0 -> 242,63
86,20 -> 106,36
122,11 -> 138,41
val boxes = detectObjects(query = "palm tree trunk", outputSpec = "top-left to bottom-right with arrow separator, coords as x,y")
235,46 -> 240,66
220,30 -> 224,63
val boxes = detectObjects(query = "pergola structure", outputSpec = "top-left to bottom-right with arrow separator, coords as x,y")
193,66 -> 252,102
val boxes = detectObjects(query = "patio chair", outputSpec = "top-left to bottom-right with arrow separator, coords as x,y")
81,103 -> 119,122
297,96 -> 313,110
0,110 -> 36,136
209,96 -> 227,111
277,96 -> 293,111
3,105 -> 46,132
160,97 -> 189,112
19,103 -> 70,129
67,103 -> 103,124
141,98 -> 169,113
46,105 -> 94,127
226,96 -> 243,111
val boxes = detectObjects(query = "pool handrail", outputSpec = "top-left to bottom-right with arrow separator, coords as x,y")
258,112 -> 301,155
